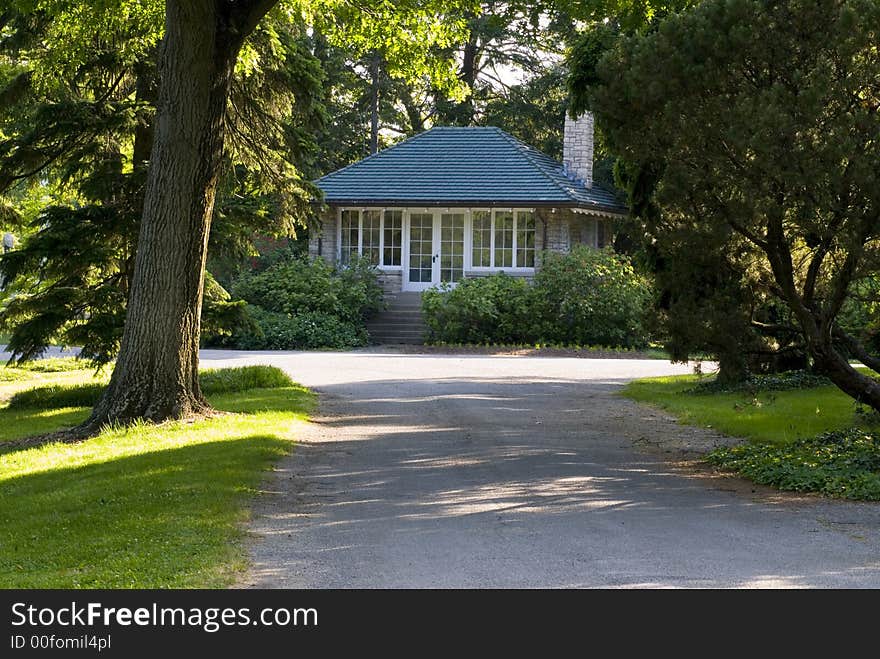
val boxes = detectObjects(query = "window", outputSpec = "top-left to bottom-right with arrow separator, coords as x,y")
340,210 -> 359,265
469,209 -> 537,270
440,213 -> 464,283
383,210 -> 402,266
515,211 -> 535,267
472,211 -> 492,267
339,209 -> 403,268
494,211 -> 514,268
362,210 -> 381,265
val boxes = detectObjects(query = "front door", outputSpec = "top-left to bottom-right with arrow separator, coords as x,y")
405,212 -> 435,291
404,212 -> 465,291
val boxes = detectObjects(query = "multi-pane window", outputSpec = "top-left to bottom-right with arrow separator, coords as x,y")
515,211 -> 535,267
340,210 -> 359,265
383,210 -> 402,266
472,211 -> 491,267
440,213 -> 464,283
338,209 -> 403,268
470,209 -> 538,270
493,211 -> 514,268
362,210 -> 381,265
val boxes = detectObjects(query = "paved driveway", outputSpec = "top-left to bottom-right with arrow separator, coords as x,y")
201,349 -> 880,588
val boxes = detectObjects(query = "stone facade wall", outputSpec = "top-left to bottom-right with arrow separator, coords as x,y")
378,270 -> 403,295
308,208 -> 337,264
563,112 -> 594,188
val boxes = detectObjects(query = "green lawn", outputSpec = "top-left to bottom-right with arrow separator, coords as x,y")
623,372 -> 880,500
622,374 -> 865,445
0,363 -> 314,588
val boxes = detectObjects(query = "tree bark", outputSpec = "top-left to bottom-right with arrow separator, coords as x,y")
81,0 -> 274,432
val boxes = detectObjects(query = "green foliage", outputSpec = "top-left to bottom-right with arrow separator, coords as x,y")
422,274 -> 535,344
8,364 -> 294,410
584,0 -> 880,405
708,429 -> 880,501
228,306 -> 368,350
232,254 -> 382,322
688,370 -> 832,396
423,247 -> 652,347
535,246 -> 651,348
217,253 -> 380,350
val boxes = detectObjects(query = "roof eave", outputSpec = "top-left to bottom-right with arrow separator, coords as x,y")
318,198 -> 627,215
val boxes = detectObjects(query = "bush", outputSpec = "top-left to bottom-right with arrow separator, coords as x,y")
422,247 -> 652,347
534,246 -> 651,348
217,255 -> 381,350
8,365 -> 294,410
707,429 -> 880,501
231,255 -> 382,323
422,274 -> 535,344
228,306 -> 368,351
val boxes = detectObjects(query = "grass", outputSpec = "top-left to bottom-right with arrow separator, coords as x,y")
622,373 -> 865,445
8,364 -> 294,410
0,361 -> 314,588
623,371 -> 880,500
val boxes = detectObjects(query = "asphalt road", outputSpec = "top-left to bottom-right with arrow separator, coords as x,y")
207,350 -> 880,587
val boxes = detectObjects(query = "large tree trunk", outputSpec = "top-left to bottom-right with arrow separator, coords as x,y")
81,0 -> 273,432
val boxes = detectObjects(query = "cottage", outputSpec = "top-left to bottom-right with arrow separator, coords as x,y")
310,113 -> 627,296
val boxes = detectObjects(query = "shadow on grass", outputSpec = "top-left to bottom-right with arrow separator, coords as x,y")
0,434 -> 291,589
0,386 -> 315,454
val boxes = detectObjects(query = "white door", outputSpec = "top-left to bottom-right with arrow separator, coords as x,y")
404,211 -> 466,291
404,212 -> 437,291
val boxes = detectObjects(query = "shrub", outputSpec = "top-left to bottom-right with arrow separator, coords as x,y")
8,365 -> 294,410
707,429 -> 880,501
228,306 -> 368,351
231,255 -> 382,323
422,274 -> 535,344
421,247 -> 652,347
218,255 -> 381,350
534,246 -> 651,348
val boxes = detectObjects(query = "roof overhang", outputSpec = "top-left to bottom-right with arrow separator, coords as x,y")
315,198 -> 628,217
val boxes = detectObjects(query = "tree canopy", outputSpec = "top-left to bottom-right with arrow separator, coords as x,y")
582,0 -> 880,406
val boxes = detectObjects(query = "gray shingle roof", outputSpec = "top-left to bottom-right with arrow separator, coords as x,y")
315,126 -> 627,215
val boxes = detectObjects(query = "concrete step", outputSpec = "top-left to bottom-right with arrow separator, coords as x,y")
366,324 -> 427,335
369,335 -> 425,344
384,293 -> 423,309
366,315 -> 425,325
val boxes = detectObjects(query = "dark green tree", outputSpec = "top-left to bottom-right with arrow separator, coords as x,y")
0,6 -> 324,366
582,0 -> 880,407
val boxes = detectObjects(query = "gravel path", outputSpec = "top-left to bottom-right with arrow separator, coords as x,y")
209,350 -> 880,587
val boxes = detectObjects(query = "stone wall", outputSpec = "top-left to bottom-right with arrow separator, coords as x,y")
563,112 -> 594,189
378,270 -> 403,295
308,208 -> 337,264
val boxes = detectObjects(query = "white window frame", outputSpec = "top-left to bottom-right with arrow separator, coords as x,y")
466,207 -> 536,273
337,207 -> 404,270
338,206 -> 538,276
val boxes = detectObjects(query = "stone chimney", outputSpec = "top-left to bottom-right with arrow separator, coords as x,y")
563,112 -> 594,189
